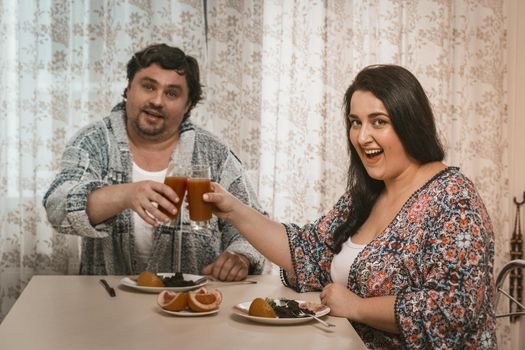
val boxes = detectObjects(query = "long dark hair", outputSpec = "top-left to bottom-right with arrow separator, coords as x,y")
123,43 -> 203,120
332,65 -> 445,253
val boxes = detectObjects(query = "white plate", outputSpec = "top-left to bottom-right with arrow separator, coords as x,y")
233,299 -> 330,325
159,307 -> 219,317
119,273 -> 207,293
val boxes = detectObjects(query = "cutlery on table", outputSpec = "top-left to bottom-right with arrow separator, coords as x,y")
309,315 -> 336,328
292,310 -> 335,328
195,276 -> 258,285
99,279 -> 116,297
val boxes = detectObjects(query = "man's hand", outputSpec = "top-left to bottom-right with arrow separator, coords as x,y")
201,251 -> 250,281
87,181 -> 180,226
125,180 -> 180,226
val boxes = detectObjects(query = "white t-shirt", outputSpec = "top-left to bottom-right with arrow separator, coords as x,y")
330,237 -> 366,286
132,162 -> 167,268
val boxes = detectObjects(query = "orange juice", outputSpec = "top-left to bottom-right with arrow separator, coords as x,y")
187,178 -> 212,221
160,176 -> 187,220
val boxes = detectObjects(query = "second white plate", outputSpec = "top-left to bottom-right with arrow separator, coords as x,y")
233,300 -> 330,325
159,307 -> 219,317
119,273 -> 207,293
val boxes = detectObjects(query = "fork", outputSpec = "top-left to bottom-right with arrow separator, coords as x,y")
294,310 -> 335,328
198,276 -> 258,285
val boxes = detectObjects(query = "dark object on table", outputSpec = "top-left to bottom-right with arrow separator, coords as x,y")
99,279 -> 116,297
267,298 -> 314,318
161,272 -> 197,287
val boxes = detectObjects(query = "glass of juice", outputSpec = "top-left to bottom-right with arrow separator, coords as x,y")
160,163 -> 188,221
162,163 -> 189,273
187,164 -> 212,231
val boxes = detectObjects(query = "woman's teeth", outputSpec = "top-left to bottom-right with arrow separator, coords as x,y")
365,149 -> 383,158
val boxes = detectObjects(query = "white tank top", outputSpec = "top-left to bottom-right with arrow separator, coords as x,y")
131,162 -> 167,269
330,237 -> 366,286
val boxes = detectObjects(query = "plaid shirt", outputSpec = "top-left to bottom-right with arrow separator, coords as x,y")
43,105 -> 266,275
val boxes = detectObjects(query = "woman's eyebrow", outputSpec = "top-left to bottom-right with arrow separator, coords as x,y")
349,112 -> 389,118
368,112 -> 389,118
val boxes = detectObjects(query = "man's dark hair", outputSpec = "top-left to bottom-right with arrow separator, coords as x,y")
124,43 -> 203,120
332,64 -> 445,253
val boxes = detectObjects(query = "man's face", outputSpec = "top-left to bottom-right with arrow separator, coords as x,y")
125,63 -> 191,140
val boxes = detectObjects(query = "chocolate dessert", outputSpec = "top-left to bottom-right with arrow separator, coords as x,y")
267,298 -> 315,318
161,272 -> 197,287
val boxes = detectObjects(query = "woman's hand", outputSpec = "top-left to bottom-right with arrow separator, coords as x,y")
320,283 -> 362,319
321,283 -> 399,333
203,182 -> 294,272
203,182 -> 243,221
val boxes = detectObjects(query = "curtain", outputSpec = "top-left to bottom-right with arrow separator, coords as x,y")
0,1 -> 513,348
200,1 -> 264,185
0,0 -> 210,321
258,1 -> 510,347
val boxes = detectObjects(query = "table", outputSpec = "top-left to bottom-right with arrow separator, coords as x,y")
0,274 -> 367,350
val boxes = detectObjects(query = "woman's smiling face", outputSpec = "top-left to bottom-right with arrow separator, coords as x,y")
348,90 -> 418,182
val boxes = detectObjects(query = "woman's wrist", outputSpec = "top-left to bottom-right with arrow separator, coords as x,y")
352,296 -> 399,334
226,199 -> 252,226
353,295 -> 367,322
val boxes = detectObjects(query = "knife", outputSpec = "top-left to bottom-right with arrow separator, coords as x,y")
99,279 -> 116,297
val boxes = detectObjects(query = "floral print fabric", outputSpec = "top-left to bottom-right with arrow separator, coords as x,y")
281,167 -> 496,349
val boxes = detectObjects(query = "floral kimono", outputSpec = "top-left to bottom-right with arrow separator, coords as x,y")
282,167 -> 496,349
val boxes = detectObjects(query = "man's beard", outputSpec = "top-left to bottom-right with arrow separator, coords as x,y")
131,114 -> 166,137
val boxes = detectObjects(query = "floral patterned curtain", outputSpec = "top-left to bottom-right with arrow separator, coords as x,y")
0,1 -> 514,348
0,0 -> 266,323
260,0 -> 509,226
0,0 -> 209,321
259,1 -> 510,347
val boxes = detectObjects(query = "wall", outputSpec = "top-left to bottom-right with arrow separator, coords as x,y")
506,1 -> 525,349
508,0 -> 525,197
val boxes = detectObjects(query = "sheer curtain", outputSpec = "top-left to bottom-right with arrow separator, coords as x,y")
0,1 -> 513,348
0,0 -> 209,321
200,1 -> 264,182
258,1 -> 510,347
0,0 -> 267,323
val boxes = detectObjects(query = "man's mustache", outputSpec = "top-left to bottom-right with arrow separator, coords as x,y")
142,103 -> 164,118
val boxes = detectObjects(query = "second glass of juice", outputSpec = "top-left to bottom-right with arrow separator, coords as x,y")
160,163 -> 188,221
187,164 -> 212,231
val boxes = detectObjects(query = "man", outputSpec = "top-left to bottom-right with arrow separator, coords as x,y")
43,43 -> 265,281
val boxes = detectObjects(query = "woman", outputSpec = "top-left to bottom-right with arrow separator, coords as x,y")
204,65 -> 496,349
